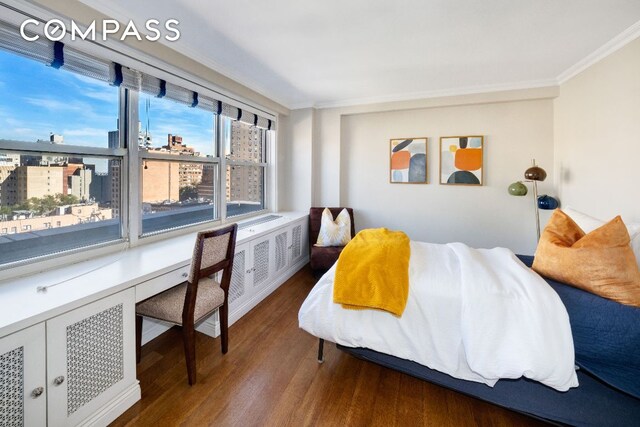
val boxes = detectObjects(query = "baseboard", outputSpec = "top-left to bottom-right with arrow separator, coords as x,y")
197,256 -> 309,338
79,381 -> 141,427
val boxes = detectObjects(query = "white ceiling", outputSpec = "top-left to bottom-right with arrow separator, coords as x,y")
79,0 -> 640,109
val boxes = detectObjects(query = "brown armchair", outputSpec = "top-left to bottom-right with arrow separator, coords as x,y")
308,207 -> 355,272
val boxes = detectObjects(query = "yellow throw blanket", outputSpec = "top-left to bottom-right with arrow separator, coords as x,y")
333,228 -> 411,316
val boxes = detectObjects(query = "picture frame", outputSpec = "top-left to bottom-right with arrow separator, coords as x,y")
390,137 -> 428,184
439,136 -> 484,185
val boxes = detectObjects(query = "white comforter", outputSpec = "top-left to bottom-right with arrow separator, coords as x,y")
298,241 -> 579,391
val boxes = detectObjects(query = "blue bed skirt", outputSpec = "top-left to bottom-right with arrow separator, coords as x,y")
335,255 -> 640,426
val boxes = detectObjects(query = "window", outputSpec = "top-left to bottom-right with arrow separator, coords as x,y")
138,90 -> 219,235
141,160 -> 216,235
224,119 -> 267,217
0,38 -> 123,265
0,16 -> 275,269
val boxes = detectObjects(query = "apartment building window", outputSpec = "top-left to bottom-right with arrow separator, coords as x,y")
224,118 -> 267,218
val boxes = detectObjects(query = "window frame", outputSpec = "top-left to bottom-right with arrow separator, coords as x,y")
0,112 -> 128,266
222,117 -> 269,220
0,4 -> 278,280
138,150 -> 222,238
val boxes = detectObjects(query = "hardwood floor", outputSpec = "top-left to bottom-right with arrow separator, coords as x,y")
112,266 -> 546,427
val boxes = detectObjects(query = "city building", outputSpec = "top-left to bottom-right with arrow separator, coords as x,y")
142,160 -> 180,203
141,134 -> 209,203
68,167 -> 93,201
13,165 -> 64,205
0,152 -> 20,167
62,163 -> 84,195
89,172 -> 112,205
227,121 -> 262,204
0,165 -> 17,206
0,203 -> 113,235
108,130 -> 121,216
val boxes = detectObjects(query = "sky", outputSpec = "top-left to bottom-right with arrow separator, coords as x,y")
0,49 -> 215,156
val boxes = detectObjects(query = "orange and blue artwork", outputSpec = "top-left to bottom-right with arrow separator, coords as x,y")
440,136 -> 483,185
390,137 -> 427,183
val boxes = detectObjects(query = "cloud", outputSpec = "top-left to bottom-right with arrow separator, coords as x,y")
23,96 -> 90,113
83,89 -> 118,103
62,127 -> 111,138
21,95 -> 115,125
67,72 -> 110,88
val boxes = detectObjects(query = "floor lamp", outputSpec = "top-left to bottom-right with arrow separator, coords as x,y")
524,160 -> 547,240
508,159 -> 548,241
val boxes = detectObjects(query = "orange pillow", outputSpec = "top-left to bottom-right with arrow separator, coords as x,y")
532,209 -> 640,307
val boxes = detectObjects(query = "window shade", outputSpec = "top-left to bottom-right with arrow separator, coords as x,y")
120,67 -> 141,91
0,21 -> 54,65
238,109 -> 257,126
138,74 -> 276,130
63,47 -> 112,83
0,20 -> 276,130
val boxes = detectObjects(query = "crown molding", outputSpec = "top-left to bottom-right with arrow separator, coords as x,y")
557,19 -> 640,84
311,79 -> 559,110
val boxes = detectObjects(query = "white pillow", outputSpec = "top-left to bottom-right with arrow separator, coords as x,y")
315,208 -> 352,247
563,206 -> 640,270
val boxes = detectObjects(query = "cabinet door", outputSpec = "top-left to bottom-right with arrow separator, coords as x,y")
0,323 -> 46,427
46,289 -> 136,426
289,221 -> 306,266
229,242 -> 250,309
272,228 -> 289,278
252,236 -> 271,290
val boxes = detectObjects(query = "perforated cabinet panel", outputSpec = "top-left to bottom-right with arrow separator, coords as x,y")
253,240 -> 270,286
66,304 -> 124,415
0,346 -> 24,427
275,231 -> 287,273
291,225 -> 302,261
230,249 -> 246,304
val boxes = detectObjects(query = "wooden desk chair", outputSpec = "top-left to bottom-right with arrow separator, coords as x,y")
135,223 -> 238,385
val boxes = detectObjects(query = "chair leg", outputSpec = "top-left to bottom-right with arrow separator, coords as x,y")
220,304 -> 229,354
135,315 -> 143,364
182,325 -> 197,385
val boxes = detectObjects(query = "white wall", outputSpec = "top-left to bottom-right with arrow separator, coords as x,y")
554,37 -> 640,224
340,99 -> 554,254
278,109 -> 315,211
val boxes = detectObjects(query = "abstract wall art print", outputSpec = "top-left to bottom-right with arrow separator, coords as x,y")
440,136 -> 483,185
390,137 -> 428,184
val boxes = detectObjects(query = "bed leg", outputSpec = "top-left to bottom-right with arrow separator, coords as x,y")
317,338 -> 324,364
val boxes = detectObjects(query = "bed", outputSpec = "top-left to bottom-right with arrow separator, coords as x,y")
298,241 -> 640,426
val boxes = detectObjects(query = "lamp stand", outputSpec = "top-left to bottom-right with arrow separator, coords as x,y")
532,180 -> 541,241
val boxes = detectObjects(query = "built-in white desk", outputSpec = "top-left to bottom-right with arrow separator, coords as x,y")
0,211 -> 308,426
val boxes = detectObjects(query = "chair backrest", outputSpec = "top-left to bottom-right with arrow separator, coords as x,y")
184,223 -> 238,323
308,207 -> 355,249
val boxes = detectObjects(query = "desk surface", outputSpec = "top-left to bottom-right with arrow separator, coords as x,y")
0,212 -> 306,337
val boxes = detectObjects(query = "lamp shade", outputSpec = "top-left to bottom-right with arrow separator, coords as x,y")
537,195 -> 559,210
508,181 -> 528,196
524,165 -> 547,181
